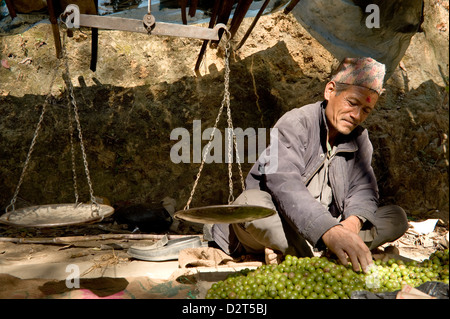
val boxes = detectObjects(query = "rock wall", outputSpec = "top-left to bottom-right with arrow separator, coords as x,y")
0,0 -> 448,223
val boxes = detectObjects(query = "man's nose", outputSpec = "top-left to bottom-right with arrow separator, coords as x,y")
349,107 -> 362,122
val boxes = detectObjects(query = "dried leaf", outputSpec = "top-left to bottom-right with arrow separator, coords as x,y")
1,59 -> 10,69
18,57 -> 32,65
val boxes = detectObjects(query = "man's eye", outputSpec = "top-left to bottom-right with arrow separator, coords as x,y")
347,99 -> 357,106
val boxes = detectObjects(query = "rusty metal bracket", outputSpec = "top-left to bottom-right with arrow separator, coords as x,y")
143,13 -> 156,32
61,4 -> 226,41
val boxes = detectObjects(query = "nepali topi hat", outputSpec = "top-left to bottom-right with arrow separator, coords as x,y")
331,57 -> 386,95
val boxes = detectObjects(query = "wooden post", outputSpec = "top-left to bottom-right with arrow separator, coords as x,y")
236,0 -> 270,50
4,0 -> 17,19
46,0 -> 63,59
284,0 -> 302,14
194,0 -> 221,71
210,0 -> 235,47
188,0 -> 198,18
90,0 -> 99,72
179,0 -> 188,25
228,0 -> 253,39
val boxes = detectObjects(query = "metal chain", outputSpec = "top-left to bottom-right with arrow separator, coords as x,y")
221,32 -> 247,205
67,86 -> 79,204
223,45 -> 247,205
6,23 -> 102,220
224,34 -> 235,205
5,60 -> 61,217
61,29 -> 100,217
233,128 -> 248,204
184,29 -> 247,209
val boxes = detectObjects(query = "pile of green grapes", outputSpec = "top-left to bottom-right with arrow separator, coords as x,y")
205,249 -> 449,299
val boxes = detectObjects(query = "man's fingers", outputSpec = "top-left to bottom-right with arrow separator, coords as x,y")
265,247 -> 282,265
361,249 -> 374,273
322,225 -> 374,273
349,253 -> 364,272
349,246 -> 373,273
334,250 -> 349,268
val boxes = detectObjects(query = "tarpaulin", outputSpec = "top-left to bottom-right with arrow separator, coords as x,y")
291,0 -> 424,80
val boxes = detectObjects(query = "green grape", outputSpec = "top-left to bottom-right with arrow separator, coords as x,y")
205,249 -> 449,299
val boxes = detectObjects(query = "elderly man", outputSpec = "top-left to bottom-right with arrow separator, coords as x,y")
211,57 -> 408,273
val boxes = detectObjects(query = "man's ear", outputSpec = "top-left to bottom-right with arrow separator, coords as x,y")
324,81 -> 336,101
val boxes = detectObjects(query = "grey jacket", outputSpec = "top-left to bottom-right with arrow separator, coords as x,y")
246,101 -> 379,248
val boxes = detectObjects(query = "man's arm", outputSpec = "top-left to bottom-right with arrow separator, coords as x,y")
260,109 -> 340,248
325,130 -> 378,272
340,129 -> 379,225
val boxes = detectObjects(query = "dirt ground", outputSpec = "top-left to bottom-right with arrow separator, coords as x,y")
0,215 -> 448,276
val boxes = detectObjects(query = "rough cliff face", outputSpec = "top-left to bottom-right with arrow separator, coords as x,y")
0,0 -> 448,223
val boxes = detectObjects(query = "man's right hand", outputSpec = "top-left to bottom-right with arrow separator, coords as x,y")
321,225 -> 373,273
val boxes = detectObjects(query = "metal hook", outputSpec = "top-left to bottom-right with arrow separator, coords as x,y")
62,4 -> 80,29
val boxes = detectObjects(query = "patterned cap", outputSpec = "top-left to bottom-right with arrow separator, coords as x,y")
331,57 -> 386,95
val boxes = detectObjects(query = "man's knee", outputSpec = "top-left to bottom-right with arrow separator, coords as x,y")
232,190 -> 290,253
378,205 -> 409,238
369,205 -> 409,249
233,189 -> 276,210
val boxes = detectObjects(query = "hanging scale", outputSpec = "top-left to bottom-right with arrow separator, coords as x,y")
173,31 -> 276,224
0,26 -> 114,228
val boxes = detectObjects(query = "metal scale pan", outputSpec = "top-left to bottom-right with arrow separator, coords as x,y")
0,203 -> 114,228
174,204 -> 276,224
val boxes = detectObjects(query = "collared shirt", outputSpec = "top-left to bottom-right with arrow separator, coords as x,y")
306,141 -> 337,210
306,141 -> 367,225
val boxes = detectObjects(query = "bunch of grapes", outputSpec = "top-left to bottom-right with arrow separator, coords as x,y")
366,249 -> 449,292
205,249 -> 449,299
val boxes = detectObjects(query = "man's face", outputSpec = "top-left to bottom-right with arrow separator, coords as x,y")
324,81 -> 379,137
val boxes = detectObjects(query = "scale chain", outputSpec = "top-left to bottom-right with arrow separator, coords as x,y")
67,85 -> 79,205
61,29 -> 101,218
225,35 -> 234,205
183,29 -> 248,210
222,31 -> 247,205
5,25 -> 101,220
5,60 -> 61,217
224,51 -> 247,205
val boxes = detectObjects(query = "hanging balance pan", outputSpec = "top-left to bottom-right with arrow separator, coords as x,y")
173,204 -> 276,224
0,203 -> 114,228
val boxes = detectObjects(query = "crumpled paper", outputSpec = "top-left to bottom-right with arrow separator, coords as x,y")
178,247 -> 263,268
409,219 -> 440,235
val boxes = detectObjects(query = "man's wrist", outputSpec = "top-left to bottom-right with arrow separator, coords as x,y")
317,224 -> 343,250
356,215 -> 366,225
355,215 -> 366,229
340,215 -> 363,233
